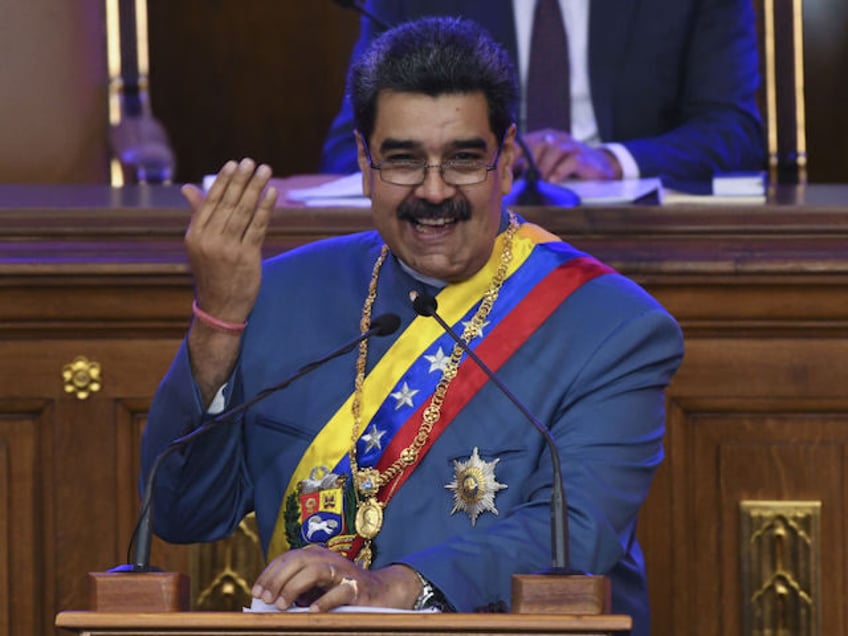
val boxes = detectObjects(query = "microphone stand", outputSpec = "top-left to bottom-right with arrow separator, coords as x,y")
410,292 -> 610,615
91,314 -> 400,612
505,134 -> 581,208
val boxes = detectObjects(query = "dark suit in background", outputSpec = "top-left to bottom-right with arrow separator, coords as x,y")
320,0 -> 765,182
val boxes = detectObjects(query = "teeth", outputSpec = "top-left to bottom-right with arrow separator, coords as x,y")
415,217 -> 454,227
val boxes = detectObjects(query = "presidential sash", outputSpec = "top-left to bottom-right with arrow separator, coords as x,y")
267,222 -> 613,560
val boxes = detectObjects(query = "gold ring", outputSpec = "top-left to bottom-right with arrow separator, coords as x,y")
328,564 -> 336,583
339,576 -> 359,601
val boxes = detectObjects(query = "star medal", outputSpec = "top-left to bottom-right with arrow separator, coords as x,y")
445,447 -> 507,526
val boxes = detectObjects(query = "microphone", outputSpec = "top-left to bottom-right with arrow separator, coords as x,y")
410,291 -> 577,574
118,312 -> 401,573
505,134 -> 581,208
330,0 -> 391,31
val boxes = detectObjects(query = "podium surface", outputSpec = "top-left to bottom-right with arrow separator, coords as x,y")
56,610 -> 631,636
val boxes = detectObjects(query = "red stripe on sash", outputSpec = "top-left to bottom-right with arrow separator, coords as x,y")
349,255 -> 612,560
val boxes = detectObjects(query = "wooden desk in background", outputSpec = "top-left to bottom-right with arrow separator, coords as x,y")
2,183 -> 847,636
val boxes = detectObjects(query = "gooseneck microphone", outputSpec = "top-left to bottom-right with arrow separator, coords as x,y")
410,291 -> 576,574
507,135 -> 581,208
119,313 -> 401,573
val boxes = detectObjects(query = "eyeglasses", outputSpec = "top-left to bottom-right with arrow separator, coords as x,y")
363,143 -> 502,187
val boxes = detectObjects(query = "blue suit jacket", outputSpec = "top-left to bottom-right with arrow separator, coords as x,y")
142,215 -> 683,636
320,0 -> 765,182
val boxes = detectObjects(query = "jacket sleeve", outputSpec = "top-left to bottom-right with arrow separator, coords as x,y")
621,0 -> 765,180
140,340 -> 255,544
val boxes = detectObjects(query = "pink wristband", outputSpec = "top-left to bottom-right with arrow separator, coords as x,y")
191,300 -> 247,334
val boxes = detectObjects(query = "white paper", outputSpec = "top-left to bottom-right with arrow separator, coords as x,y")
244,597 -> 439,613
560,177 -> 661,204
286,173 -> 366,202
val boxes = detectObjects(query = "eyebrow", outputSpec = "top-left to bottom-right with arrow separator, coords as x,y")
378,137 -> 489,154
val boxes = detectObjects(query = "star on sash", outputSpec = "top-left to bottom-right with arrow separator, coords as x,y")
361,423 -> 386,453
461,319 -> 490,339
424,347 -> 451,374
390,382 -> 419,409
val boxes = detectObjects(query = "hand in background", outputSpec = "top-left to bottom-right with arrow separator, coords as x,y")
516,129 -> 623,182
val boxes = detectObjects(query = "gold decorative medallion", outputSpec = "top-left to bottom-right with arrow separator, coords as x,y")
445,447 -> 507,526
354,498 -> 383,539
62,355 -> 102,400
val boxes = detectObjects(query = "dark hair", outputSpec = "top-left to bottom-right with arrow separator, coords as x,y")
349,16 -> 518,145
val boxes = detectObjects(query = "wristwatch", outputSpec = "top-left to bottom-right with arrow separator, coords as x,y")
413,571 -> 453,612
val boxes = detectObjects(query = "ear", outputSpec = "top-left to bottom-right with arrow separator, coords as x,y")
354,130 -> 372,198
499,123 -> 517,196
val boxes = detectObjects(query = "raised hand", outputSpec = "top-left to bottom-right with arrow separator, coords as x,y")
181,158 -> 278,404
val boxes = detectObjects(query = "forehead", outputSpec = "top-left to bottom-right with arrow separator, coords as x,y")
370,90 -> 496,152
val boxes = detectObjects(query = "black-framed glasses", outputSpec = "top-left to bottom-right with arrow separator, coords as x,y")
363,142 -> 502,187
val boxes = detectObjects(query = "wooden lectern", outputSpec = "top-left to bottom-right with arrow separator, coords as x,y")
57,571 -> 630,636
56,610 -> 630,636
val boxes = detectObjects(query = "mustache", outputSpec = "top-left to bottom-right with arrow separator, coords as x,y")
397,197 -> 472,222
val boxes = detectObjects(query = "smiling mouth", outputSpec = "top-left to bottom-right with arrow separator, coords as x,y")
412,216 -> 459,231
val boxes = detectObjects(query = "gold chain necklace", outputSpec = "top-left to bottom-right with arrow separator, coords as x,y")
348,212 -> 518,568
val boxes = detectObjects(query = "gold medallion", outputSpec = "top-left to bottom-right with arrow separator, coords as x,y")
355,498 -> 384,539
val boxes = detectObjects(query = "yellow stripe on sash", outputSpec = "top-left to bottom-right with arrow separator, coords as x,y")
266,222 -> 554,558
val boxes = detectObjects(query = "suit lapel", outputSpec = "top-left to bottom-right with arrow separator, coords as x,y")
588,0 -> 640,140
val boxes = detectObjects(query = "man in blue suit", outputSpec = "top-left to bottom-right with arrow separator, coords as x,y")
320,0 -> 765,183
142,16 -> 683,635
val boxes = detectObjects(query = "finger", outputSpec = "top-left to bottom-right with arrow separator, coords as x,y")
211,158 -> 258,233
242,184 -> 277,246
193,160 -> 238,229
309,576 -> 360,613
548,153 -> 581,182
254,554 -> 339,611
534,142 -> 564,179
224,163 -> 273,240
181,184 -> 205,212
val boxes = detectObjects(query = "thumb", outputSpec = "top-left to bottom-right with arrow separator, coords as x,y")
181,183 -> 205,211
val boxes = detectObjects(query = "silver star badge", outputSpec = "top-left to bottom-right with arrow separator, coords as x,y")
445,447 -> 507,526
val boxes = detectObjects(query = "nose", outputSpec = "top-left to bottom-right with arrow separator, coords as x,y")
414,165 -> 455,203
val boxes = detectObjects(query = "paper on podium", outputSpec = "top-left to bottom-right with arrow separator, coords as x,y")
245,597 -> 439,613
285,173 -> 371,208
561,178 -> 661,205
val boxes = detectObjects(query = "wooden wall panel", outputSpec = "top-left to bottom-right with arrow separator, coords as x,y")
147,0 -> 360,183
0,439 -> 8,636
0,410 -> 41,636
